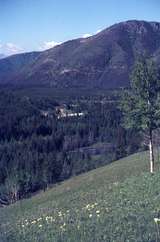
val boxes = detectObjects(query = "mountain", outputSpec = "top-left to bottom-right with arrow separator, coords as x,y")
0,54 -> 6,59
0,20 -> 160,88
0,52 -> 41,85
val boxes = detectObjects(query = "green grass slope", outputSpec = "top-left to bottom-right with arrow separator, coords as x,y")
0,151 -> 160,242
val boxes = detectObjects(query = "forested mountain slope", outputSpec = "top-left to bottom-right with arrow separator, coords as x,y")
0,20 -> 160,88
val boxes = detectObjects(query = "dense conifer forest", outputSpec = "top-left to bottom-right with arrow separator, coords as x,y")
0,88 -> 142,204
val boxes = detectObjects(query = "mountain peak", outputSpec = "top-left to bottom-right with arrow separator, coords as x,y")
0,20 -> 160,88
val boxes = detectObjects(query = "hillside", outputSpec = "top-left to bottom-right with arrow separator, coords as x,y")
1,151 -> 160,242
0,20 -> 160,88
0,54 -> 6,59
0,51 -> 41,84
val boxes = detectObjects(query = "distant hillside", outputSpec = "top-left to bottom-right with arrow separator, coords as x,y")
0,20 -> 160,88
0,54 -> 6,59
0,52 -> 41,84
1,151 -> 160,242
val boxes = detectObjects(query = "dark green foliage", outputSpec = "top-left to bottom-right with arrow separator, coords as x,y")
120,57 -> 160,172
0,88 -> 141,203
121,58 -> 160,131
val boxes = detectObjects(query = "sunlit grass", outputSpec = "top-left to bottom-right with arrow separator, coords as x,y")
0,151 -> 160,242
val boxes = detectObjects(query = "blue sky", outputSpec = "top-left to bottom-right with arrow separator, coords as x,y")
0,0 -> 160,55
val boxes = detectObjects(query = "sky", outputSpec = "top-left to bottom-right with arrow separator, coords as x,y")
0,0 -> 160,56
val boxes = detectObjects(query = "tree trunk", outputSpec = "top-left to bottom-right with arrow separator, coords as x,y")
149,129 -> 154,173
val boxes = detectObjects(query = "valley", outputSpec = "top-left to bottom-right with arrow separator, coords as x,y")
0,87 -> 141,204
1,13 -> 160,241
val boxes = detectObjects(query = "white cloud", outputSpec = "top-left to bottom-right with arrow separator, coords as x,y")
82,33 -> 92,38
82,29 -> 102,38
96,29 -> 102,34
5,43 -> 24,55
0,43 -> 24,56
39,41 -> 62,50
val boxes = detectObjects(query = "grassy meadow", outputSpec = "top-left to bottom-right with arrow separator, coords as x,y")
0,151 -> 160,242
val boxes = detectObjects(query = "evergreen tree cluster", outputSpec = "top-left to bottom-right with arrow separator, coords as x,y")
0,89 -> 141,204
